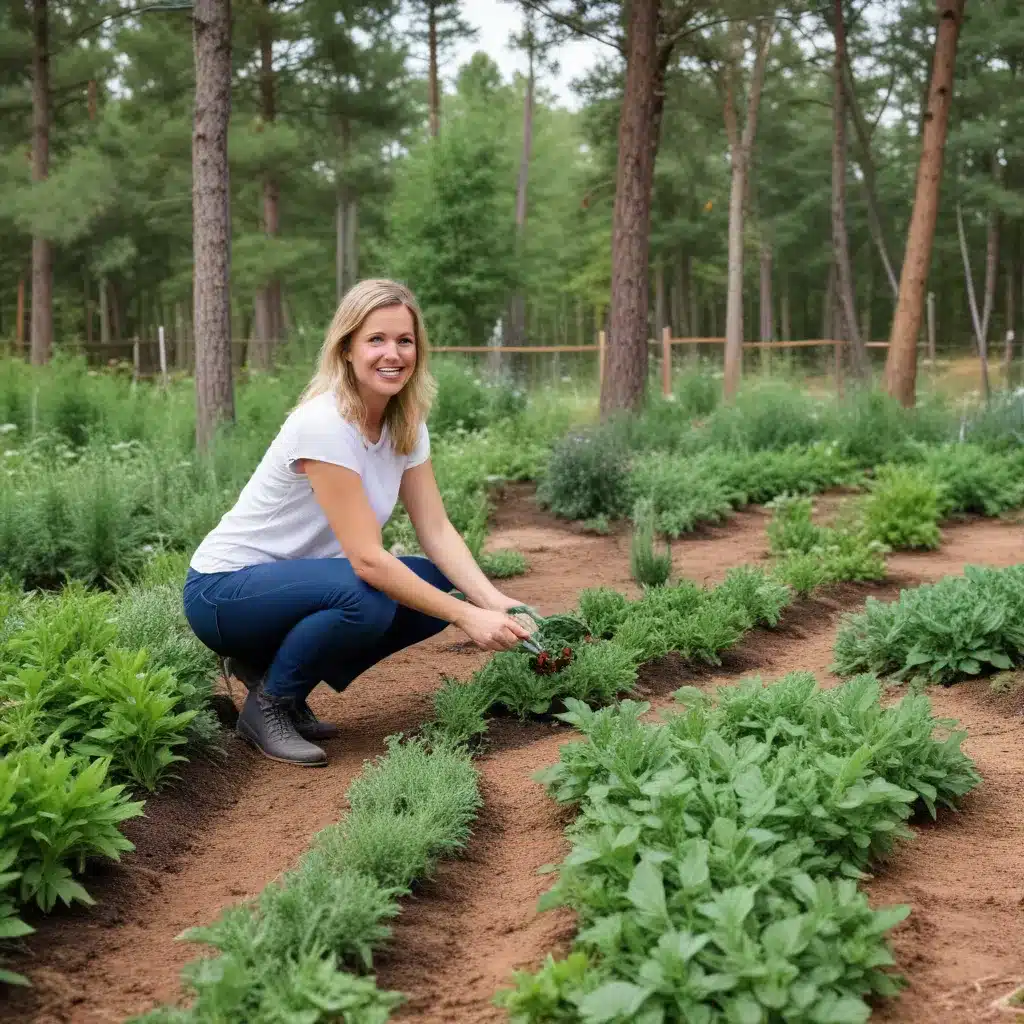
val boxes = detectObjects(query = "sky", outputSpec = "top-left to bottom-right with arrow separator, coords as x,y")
446,0 -> 606,110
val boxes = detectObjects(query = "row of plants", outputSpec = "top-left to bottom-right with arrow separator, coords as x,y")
496,672 -> 980,1023
133,735 -> 481,1023
537,383 -> 1024,541
0,572 -> 222,984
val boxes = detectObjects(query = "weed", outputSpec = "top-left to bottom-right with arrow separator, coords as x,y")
629,500 -> 672,588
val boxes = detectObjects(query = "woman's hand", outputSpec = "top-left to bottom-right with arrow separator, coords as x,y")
484,590 -> 528,614
456,605 -> 533,652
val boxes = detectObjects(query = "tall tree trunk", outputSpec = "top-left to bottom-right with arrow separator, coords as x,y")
722,17 -> 775,400
822,262 -> 836,339
600,0 -> 664,416
427,2 -> 440,138
861,255 -> 873,341
192,0 -> 235,451
507,33 -> 535,349
99,277 -> 110,345
759,240 -> 773,342
688,255 -> 698,336
831,0 -> 867,377
252,0 -> 281,370
335,118 -> 351,300
780,279 -> 791,341
30,0 -> 52,367
1005,245 -> 1018,378
885,0 -> 967,407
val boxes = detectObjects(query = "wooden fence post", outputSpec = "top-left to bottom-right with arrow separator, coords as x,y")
661,326 -> 672,397
926,291 -> 936,365
598,330 -> 606,393
132,338 -> 140,384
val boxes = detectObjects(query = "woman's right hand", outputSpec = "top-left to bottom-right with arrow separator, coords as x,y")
457,605 -> 534,652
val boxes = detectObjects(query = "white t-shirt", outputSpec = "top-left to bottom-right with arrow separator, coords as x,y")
189,392 -> 430,573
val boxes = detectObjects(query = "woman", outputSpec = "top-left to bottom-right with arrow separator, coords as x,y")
183,279 -> 532,767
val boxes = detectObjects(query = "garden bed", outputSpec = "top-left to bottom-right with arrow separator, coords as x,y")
3,486 -> 1023,1024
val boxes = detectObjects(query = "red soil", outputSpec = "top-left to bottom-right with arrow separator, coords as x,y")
3,487 -> 1022,1024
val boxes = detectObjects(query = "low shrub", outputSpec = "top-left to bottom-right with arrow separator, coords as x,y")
479,549 -> 529,579
861,464 -> 942,550
536,426 -> 633,521
832,564 -> 1024,684
628,453 -> 739,537
921,444 -> 1024,517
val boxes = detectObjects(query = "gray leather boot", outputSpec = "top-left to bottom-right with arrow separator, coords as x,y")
224,657 -> 339,742
236,688 -> 328,766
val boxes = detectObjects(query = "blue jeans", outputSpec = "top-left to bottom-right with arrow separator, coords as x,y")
182,557 -> 453,700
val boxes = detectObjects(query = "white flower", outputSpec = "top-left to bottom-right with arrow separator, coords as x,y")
0,424 -> 17,434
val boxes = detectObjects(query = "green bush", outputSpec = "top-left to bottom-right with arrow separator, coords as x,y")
536,426 -> 632,520
479,548 -> 529,579
0,745 -> 144,914
833,565 -> 1024,684
922,444 -> 1024,516
962,389 -> 1024,451
861,464 -> 942,550
701,380 -> 823,451
628,453 -> 739,537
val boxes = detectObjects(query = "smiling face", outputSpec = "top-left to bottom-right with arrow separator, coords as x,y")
345,304 -> 418,415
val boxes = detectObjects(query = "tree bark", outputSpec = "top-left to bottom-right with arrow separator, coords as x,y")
759,240 -> 773,342
831,0 -> 867,377
252,0 -> 281,371
192,0 -> 235,451
654,257 -> 666,338
885,0 -> 967,407
1005,246 -> 1018,378
780,279 -> 791,341
722,17 -> 775,400
956,199 -> 996,403
345,196 -> 359,284
600,0 -> 663,416
30,0 -> 52,367
427,2 -> 440,138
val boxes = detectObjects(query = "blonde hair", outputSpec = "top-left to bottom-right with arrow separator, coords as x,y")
297,279 -> 436,455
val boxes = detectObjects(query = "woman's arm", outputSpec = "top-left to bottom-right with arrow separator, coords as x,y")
399,461 -> 522,613
302,459 -> 529,651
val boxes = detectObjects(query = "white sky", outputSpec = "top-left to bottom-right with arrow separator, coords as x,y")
447,0 -> 606,110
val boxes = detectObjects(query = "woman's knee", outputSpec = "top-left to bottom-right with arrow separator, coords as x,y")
398,556 -> 453,592
336,576 -> 399,632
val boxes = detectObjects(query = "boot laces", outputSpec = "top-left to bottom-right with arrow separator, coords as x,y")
261,695 -> 299,742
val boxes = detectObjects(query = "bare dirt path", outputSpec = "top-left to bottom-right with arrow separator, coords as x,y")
4,489 -> 1022,1024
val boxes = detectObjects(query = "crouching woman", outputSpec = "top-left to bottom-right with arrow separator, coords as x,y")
182,279 -> 531,767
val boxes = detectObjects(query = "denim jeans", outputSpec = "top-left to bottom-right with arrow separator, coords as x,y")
182,556 -> 453,700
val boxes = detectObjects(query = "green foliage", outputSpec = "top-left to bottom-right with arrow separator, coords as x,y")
499,674 -> 979,1023
701,381 -> 823,451
0,745 -> 143,914
427,676 -> 492,747
479,548 -> 529,579
832,565 -> 1024,684
629,500 -> 672,588
143,736 -> 480,1022
537,427 -> 633,521
0,584 -> 212,791
921,444 -> 1024,516
628,453 -> 738,537
861,465 -> 943,551
577,587 -> 631,640
767,496 -> 888,594
428,361 -> 526,435
962,390 -> 1024,452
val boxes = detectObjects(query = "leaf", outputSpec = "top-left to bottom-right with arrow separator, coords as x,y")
577,981 -> 653,1023
627,859 -> 667,921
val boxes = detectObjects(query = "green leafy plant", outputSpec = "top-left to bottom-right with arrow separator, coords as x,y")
537,426 -> 633,521
861,464 -> 943,550
479,548 -> 529,579
629,499 -> 672,588
922,444 -> 1024,517
0,745 -> 143,914
832,565 -> 1024,684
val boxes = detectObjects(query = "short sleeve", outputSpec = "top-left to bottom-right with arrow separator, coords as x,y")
407,421 -> 431,468
285,399 -> 364,476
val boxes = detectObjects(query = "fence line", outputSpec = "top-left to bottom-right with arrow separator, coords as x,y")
7,332 -> 903,397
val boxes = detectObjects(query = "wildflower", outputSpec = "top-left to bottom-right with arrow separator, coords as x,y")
0,424 -> 17,434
